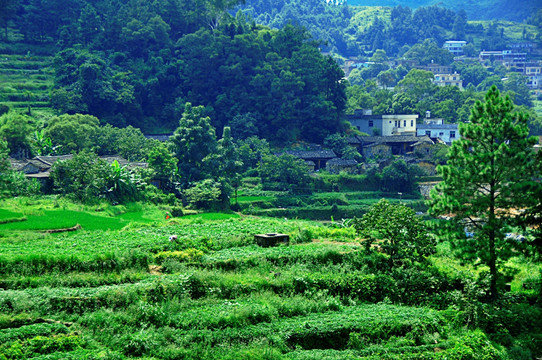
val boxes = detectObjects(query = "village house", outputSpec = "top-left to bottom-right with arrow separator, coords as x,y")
10,155 -> 148,192
346,109 -> 418,136
284,150 -> 337,171
443,41 -> 467,56
433,73 -> 463,88
416,117 -> 460,145
417,63 -> 453,75
479,50 -> 527,67
348,135 -> 434,159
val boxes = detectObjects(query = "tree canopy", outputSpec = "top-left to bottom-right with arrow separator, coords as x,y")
430,86 -> 540,299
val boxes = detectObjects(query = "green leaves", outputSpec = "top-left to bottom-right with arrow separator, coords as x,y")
430,86 -> 540,298
352,199 -> 435,266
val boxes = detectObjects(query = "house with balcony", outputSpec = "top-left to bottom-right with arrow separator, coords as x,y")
346,110 -> 418,136
434,73 -> 463,88
443,41 -> 467,56
479,50 -> 527,67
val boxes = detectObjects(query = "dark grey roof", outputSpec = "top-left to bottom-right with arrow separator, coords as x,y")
9,158 -> 26,171
350,135 -> 433,145
145,134 -> 173,142
285,150 -> 336,159
36,155 -> 73,164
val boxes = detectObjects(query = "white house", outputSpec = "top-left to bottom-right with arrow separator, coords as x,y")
434,73 -> 463,88
346,110 -> 418,136
417,123 -> 459,145
443,41 -> 467,56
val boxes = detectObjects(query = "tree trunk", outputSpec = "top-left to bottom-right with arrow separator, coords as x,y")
488,227 -> 498,300
489,177 -> 498,300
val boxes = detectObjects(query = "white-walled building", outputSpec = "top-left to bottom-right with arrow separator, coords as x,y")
346,110 -> 418,136
443,41 -> 467,56
417,123 -> 459,145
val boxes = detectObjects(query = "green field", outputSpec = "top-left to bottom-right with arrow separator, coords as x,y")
0,197 -> 540,358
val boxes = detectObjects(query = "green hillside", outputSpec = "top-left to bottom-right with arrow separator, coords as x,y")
347,0 -> 539,21
0,48 -> 55,118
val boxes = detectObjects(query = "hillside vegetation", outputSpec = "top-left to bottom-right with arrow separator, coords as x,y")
0,197 -> 540,358
347,0 -> 539,21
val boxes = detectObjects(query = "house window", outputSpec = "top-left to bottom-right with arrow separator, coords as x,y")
425,131 -> 431,136
450,131 -> 456,138
439,132 -> 444,137
368,120 -> 374,127
411,120 -> 414,127
403,120 -> 406,127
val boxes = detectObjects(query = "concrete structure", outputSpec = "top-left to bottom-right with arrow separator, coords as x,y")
479,50 -> 527,67
418,64 -> 453,75
443,41 -> 467,56
346,110 -> 418,136
417,123 -> 459,145
434,73 -> 463,88
525,64 -> 542,89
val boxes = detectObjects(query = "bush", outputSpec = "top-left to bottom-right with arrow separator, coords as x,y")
154,249 -> 205,264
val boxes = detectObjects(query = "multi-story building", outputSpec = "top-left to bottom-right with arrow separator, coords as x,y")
416,117 -> 460,145
346,110 -> 418,136
434,73 -> 463,88
443,41 -> 467,56
479,50 -> 527,67
418,64 -> 453,75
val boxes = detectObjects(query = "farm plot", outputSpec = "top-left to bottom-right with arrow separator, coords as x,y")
0,202 -> 540,359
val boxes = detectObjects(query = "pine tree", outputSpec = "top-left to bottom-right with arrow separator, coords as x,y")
430,86 -> 539,299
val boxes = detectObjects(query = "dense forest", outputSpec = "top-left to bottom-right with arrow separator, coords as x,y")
0,0 -> 346,143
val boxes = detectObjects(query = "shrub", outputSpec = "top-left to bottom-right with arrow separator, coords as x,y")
154,249 -> 205,264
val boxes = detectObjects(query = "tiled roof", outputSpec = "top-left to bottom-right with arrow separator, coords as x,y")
285,150 -> 337,159
350,135 -> 433,145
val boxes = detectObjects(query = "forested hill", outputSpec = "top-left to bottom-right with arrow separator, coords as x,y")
347,0 -> 539,21
240,0 -> 541,57
0,0 -> 347,143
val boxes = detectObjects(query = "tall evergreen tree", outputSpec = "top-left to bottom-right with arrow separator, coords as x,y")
169,103 -> 217,185
430,86 -> 539,299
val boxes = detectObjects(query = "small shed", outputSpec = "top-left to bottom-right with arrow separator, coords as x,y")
254,233 -> 290,247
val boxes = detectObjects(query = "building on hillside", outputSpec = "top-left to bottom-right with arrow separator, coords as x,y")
348,135 -> 434,158
346,110 -> 418,136
509,42 -> 537,53
434,73 -> 463,88
284,150 -> 337,171
10,155 -> 148,192
145,134 -> 173,142
443,41 -> 467,56
527,74 -> 542,89
418,63 -> 453,75
417,123 -> 459,145
525,64 -> 542,89
342,57 -> 364,78
479,50 -> 527,67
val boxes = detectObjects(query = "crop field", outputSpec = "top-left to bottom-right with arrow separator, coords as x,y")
234,190 -> 427,221
0,197 -> 541,359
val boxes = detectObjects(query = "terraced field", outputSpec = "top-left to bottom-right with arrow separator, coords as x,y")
0,199 -> 540,359
0,52 -> 55,118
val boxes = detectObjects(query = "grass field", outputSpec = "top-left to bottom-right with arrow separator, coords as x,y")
0,197 -> 540,359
